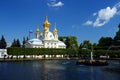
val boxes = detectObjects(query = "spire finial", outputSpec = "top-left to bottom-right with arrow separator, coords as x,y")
54,22 -> 56,28
46,16 -> 48,22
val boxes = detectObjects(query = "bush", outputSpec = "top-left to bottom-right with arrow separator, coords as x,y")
7,48 -> 78,56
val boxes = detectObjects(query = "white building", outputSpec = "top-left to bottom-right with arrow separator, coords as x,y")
25,16 -> 66,48
0,49 -> 7,58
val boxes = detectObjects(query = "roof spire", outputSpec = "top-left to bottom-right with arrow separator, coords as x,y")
46,16 -> 48,22
54,23 -> 57,34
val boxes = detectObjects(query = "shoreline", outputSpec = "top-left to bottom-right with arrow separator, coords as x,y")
0,58 -> 77,62
0,58 -> 120,62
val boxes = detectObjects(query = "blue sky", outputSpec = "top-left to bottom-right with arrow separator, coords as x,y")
0,0 -> 120,44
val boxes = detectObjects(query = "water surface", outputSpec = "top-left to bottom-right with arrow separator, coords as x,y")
0,60 -> 120,80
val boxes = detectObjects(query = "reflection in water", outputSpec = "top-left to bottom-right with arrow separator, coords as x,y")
0,60 -> 120,80
90,67 -> 94,80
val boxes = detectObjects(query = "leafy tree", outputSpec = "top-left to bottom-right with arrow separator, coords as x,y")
78,40 -> 92,55
59,36 -> 64,42
79,40 -> 92,49
98,37 -> 113,47
114,24 -> 120,45
79,43 -> 83,49
0,35 -> 7,49
83,40 -> 92,48
93,43 -> 97,47
70,36 -> 78,49
65,36 -> 78,49
65,37 -> 71,48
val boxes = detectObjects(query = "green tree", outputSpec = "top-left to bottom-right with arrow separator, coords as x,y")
98,37 -> 113,47
78,40 -> 92,55
65,36 -> 78,49
59,36 -> 64,42
65,37 -> 71,48
83,40 -> 92,48
0,35 -> 7,49
22,37 -> 26,47
114,24 -> 120,45
16,39 -> 21,47
11,39 -> 17,47
11,39 -> 21,47
79,40 -> 92,49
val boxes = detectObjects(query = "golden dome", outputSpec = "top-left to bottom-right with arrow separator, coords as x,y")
36,28 -> 40,33
53,23 -> 57,34
43,16 -> 51,28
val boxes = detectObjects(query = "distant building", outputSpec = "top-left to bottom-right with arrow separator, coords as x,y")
25,16 -> 66,48
0,49 -> 7,58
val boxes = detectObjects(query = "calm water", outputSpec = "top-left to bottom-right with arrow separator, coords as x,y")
0,60 -> 120,80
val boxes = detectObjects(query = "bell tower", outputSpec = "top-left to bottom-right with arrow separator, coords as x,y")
43,16 -> 51,40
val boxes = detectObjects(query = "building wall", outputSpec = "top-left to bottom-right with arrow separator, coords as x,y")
0,49 -> 7,58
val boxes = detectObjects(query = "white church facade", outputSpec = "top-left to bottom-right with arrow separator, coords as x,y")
25,16 -> 66,49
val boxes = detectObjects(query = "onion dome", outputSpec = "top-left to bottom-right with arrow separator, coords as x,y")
43,16 -> 51,28
36,27 -> 40,33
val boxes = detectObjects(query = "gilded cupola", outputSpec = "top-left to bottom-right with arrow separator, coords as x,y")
43,16 -> 51,28
36,27 -> 40,34
53,23 -> 58,34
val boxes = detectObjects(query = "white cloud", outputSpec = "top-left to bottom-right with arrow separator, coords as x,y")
93,7 -> 117,27
84,20 -> 93,25
84,2 -> 120,27
47,1 -> 64,7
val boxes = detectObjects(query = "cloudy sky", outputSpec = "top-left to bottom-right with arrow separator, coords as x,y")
0,0 -> 120,44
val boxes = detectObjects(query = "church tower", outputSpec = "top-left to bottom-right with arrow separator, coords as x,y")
53,23 -> 58,40
36,27 -> 40,39
43,16 -> 51,33
43,16 -> 51,40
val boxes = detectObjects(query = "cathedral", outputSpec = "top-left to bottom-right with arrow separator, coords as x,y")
25,16 -> 66,48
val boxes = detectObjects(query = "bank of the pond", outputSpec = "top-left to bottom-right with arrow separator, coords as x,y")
0,57 -> 120,62
0,58 -> 78,62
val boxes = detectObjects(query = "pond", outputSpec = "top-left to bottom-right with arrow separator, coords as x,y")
0,60 -> 120,80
